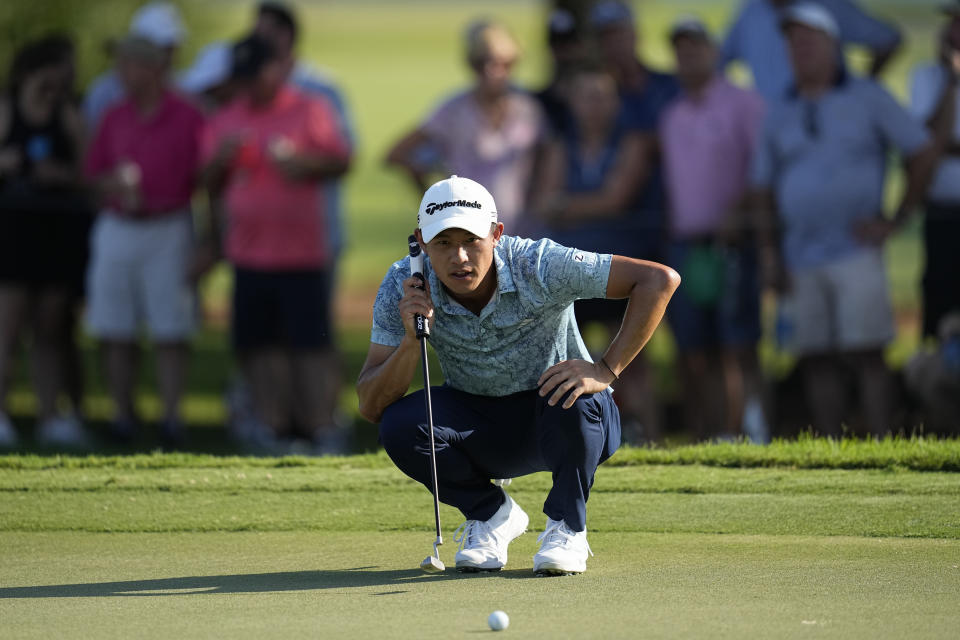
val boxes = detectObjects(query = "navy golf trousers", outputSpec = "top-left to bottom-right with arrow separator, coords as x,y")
379,385 -> 621,532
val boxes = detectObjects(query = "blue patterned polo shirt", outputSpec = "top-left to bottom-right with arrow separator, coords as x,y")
371,235 -> 613,396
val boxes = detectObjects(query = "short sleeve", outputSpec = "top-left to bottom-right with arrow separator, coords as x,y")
739,90 -> 767,151
370,259 -> 409,347
532,238 -> 612,302
868,82 -> 930,156
749,111 -> 777,189
421,95 -> 458,141
306,96 -> 351,159
318,85 -> 355,149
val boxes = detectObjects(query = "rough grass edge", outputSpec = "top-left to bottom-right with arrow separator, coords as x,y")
1,434 -> 959,472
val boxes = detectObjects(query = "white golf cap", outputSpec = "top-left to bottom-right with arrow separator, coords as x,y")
417,175 -> 498,243
780,2 -> 840,39
129,2 -> 186,47
178,42 -> 231,94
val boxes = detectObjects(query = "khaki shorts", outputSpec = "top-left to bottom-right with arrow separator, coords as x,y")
86,212 -> 195,341
777,249 -> 894,355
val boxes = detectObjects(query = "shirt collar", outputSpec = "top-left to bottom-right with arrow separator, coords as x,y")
786,65 -> 849,101
122,89 -> 175,124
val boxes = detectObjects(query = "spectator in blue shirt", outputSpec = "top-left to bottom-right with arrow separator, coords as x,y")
588,0 -> 679,441
721,0 -> 901,104
358,175 -> 678,576
750,4 -> 939,437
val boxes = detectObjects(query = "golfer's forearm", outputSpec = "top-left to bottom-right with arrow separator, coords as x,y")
602,266 -> 679,377
357,338 -> 421,423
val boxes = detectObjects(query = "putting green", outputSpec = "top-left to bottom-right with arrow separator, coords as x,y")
1,531 -> 958,639
2,455 -> 959,638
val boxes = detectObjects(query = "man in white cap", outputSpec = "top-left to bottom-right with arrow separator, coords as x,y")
83,1 -> 186,132
357,175 -> 679,575
750,3 -> 941,437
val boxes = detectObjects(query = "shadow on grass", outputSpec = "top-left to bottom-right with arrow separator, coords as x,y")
0,566 -> 542,598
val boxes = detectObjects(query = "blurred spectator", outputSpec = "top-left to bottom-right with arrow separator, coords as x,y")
201,35 -> 351,452
660,18 -> 769,443
83,2 -> 186,133
588,1 -> 679,440
750,4 -> 938,437
530,61 -> 652,442
254,1 -> 355,263
253,1 -> 356,443
84,35 -> 205,447
721,0 -> 901,104
0,36 -> 91,448
385,19 -> 546,235
535,8 -> 585,137
590,0 -> 677,259
909,6 -> 960,340
904,312 -> 960,435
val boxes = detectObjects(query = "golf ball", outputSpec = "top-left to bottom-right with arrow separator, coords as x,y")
488,610 -> 509,631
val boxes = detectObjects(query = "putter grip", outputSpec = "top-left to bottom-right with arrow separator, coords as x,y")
408,235 -> 430,339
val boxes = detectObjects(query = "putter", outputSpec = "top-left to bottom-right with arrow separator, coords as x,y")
409,236 -> 445,574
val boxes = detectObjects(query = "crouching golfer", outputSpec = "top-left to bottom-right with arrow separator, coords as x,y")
358,175 -> 679,575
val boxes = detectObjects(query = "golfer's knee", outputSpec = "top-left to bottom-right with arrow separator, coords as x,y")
378,401 -> 413,455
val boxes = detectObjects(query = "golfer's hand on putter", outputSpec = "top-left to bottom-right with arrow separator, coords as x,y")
399,276 -> 434,338
538,359 -> 616,409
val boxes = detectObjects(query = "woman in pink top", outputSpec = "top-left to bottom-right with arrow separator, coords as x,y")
385,20 -> 546,235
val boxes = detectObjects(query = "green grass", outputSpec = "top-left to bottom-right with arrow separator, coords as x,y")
1,447 -> 959,637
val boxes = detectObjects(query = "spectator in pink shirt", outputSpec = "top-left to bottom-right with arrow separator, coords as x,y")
202,35 -> 351,453
659,18 -> 769,442
385,19 -> 546,235
85,35 -> 205,447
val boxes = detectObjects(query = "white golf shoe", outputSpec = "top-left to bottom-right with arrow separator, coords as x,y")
453,493 -> 529,572
533,518 -> 593,576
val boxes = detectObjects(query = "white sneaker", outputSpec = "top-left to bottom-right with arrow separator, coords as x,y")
453,493 -> 529,571
533,518 -> 593,575
37,415 -> 89,448
0,412 -> 18,448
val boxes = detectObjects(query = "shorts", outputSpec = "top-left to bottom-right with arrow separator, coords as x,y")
0,204 -> 94,293
776,249 -> 894,355
232,267 -> 333,351
86,212 -> 195,341
922,204 -> 960,337
667,240 -> 761,352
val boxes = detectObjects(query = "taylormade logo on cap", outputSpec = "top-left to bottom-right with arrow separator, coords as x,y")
417,175 -> 498,243
423,199 -> 482,216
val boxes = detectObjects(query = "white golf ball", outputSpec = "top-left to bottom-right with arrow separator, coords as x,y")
488,610 -> 509,631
